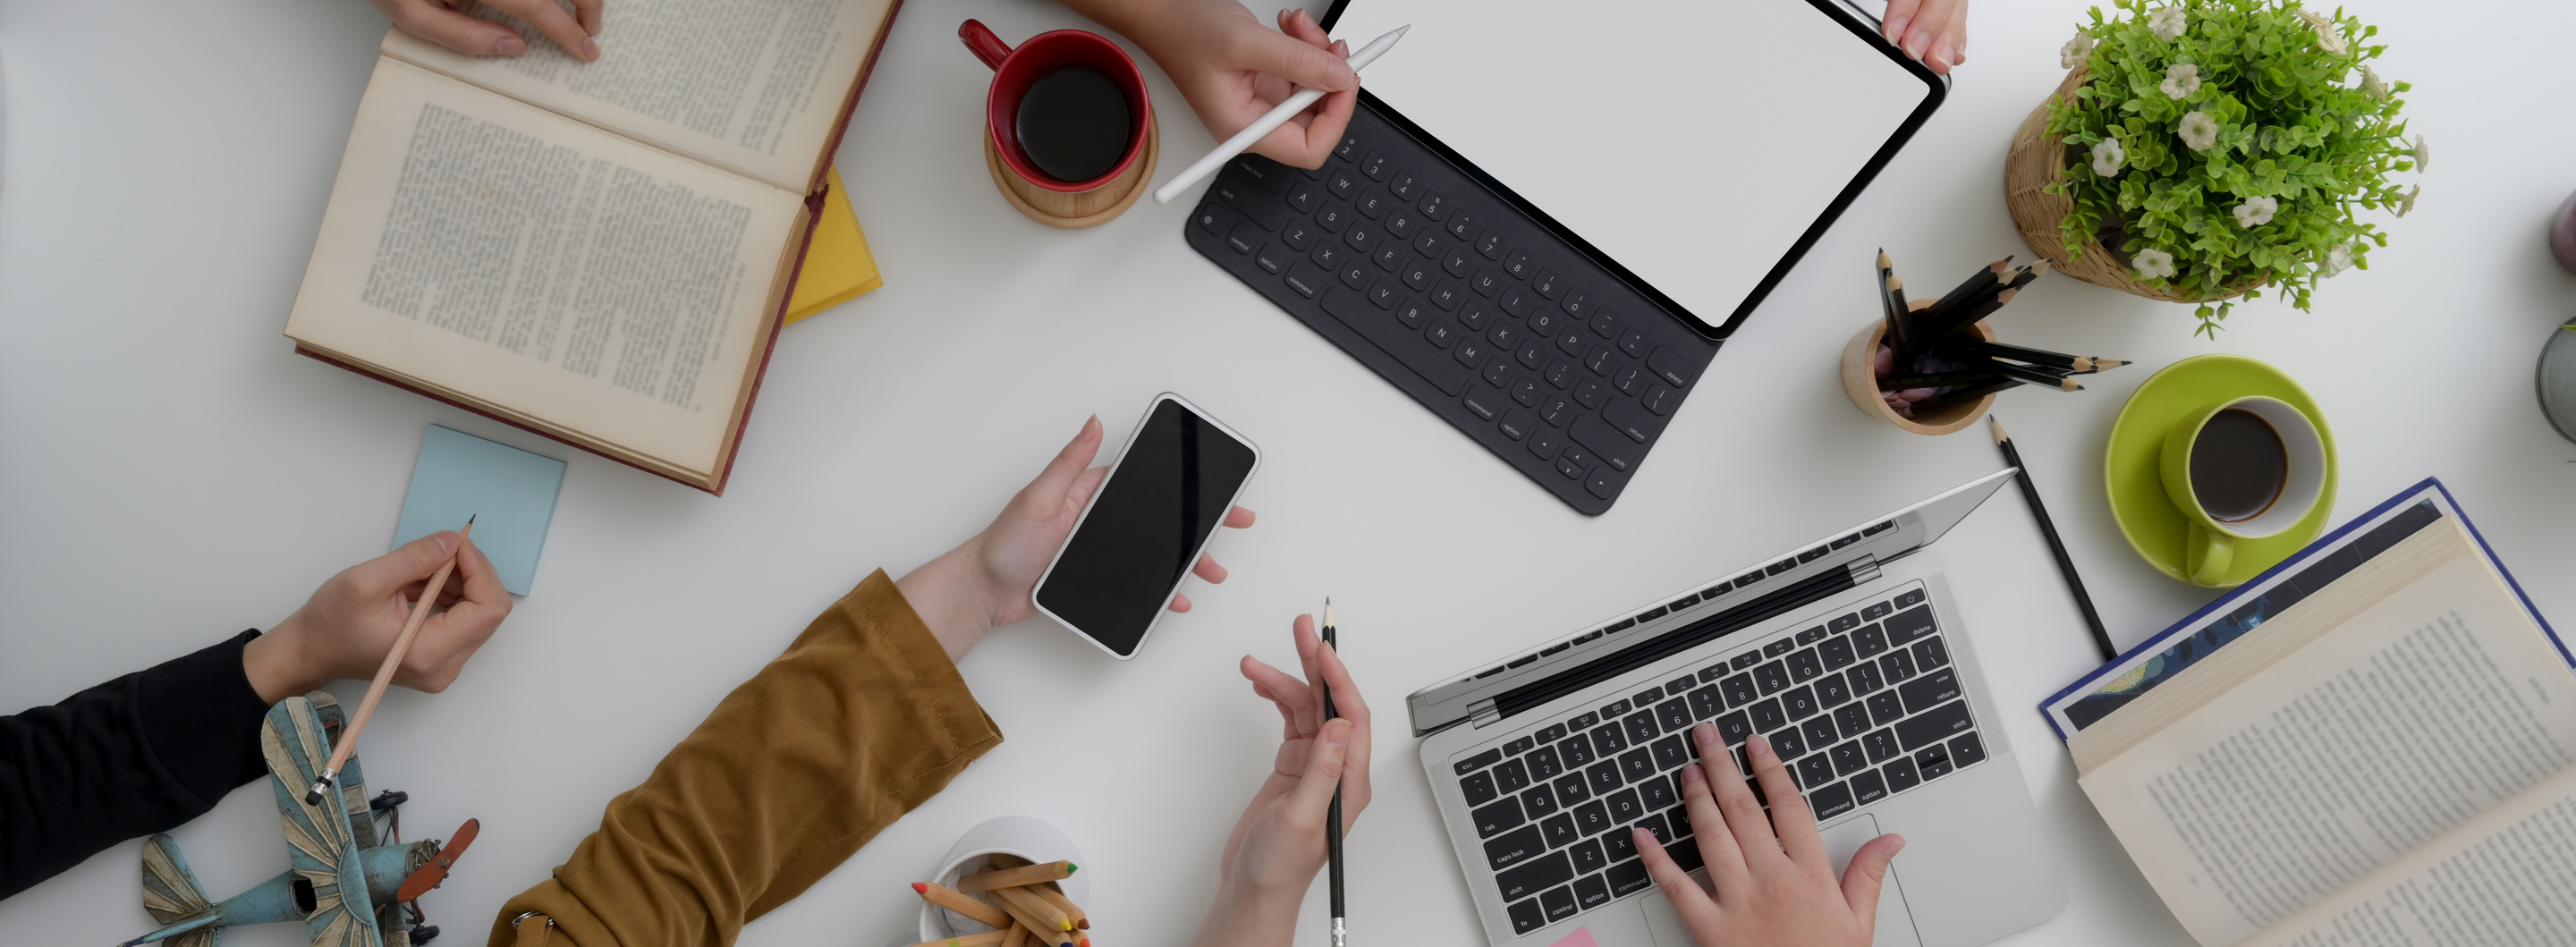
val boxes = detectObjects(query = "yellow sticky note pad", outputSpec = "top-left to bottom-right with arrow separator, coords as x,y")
784,167 -> 883,325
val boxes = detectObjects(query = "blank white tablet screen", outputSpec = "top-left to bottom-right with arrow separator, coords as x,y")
1326,0 -> 1932,334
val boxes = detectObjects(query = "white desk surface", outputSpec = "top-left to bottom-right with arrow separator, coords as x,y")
4,2 -> 2572,945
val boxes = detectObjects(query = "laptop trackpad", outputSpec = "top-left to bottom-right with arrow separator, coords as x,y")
1638,815 -> 1921,947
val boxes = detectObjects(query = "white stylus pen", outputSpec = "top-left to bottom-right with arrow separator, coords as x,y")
1152,24 -> 1411,205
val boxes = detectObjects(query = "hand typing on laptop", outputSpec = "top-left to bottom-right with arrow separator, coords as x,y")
373,0 -> 601,61
1062,1 -> 1360,168
1635,725 -> 1906,947
1193,613 -> 1373,947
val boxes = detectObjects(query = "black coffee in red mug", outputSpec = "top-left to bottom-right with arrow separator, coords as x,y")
1016,67 -> 1131,183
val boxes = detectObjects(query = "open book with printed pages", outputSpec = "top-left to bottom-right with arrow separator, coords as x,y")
2042,478 -> 2576,946
285,0 -> 904,493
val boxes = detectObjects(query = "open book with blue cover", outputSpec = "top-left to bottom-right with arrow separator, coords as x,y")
2041,478 -> 2576,946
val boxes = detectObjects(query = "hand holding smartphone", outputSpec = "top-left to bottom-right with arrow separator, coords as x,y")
1034,394 -> 1261,658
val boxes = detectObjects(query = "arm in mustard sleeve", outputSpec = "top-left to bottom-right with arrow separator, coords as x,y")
491,571 -> 999,947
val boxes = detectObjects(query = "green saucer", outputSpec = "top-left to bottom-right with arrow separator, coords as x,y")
2105,354 -> 2338,588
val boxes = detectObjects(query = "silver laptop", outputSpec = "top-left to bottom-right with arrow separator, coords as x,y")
1410,471 -> 2066,946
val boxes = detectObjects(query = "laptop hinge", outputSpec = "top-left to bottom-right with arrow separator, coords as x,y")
1848,554 -> 1883,585
1468,698 -> 1501,729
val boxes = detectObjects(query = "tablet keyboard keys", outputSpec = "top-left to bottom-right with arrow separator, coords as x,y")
1462,387 -> 1507,422
1497,409 -> 1538,442
1478,228 -> 1509,258
1314,203 -> 1351,233
1360,150 -> 1390,180
1446,212 -> 1478,241
1283,263 -> 1327,299
1328,167 -> 1361,199
1643,385 -> 1679,417
1252,242 -> 1289,275
1229,156 -> 1289,192
1288,181 -> 1326,214
1568,416 -> 1637,472
1505,249 -> 1538,279
1532,268 -> 1564,298
1561,288 -> 1592,318
1418,190 -> 1451,219
1340,262 -> 1371,291
1389,169 -> 1421,200
1620,328 -> 1653,359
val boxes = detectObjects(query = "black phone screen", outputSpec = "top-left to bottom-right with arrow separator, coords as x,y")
1038,399 -> 1258,656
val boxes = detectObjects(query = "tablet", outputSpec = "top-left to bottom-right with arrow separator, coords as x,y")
1321,0 -> 1944,338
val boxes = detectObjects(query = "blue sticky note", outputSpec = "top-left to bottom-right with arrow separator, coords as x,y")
394,426 -> 566,596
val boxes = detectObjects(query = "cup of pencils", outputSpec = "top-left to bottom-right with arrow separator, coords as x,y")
1840,251 -> 2123,435
913,816 -> 1094,947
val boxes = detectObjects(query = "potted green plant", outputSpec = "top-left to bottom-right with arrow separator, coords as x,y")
2004,0 -> 2422,335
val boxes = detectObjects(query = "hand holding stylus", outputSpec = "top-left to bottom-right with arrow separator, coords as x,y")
1191,613 -> 1373,947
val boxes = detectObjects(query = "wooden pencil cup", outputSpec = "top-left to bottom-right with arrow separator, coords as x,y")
1841,300 -> 1998,435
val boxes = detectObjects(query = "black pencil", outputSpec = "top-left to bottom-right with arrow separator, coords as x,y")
1927,256 -> 2011,320
1983,355 -> 2084,392
1943,339 -> 2097,373
1877,368 -> 2005,392
1990,417 -> 2116,662
1322,599 -> 1346,947
1877,249 -> 1913,364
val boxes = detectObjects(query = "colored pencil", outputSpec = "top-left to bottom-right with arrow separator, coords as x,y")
913,883 -> 1013,930
1000,926 -> 1030,947
908,933 -> 1008,947
992,884 -> 1074,934
960,861 -> 1077,892
1322,599 -> 1347,947
1029,885 -> 1089,929
306,516 -> 473,805
1991,416 -> 2116,662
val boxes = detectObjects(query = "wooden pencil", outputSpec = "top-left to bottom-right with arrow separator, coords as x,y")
1001,926 -> 1030,947
306,516 -> 474,805
913,883 -> 1013,930
908,932 -> 1008,947
1029,884 -> 1089,929
1991,416 -> 2115,661
959,861 -> 1077,892
992,884 -> 1074,934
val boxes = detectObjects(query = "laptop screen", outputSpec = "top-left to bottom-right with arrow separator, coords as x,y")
1321,0 -> 1940,337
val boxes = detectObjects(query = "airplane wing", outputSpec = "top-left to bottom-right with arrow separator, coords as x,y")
261,695 -> 383,947
138,834 -> 220,947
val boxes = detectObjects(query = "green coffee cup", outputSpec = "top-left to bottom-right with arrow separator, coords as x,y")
2158,395 -> 2327,586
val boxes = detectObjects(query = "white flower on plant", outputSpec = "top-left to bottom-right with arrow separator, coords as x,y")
2178,111 -> 2219,151
2323,240 -> 2356,275
2296,8 -> 2348,55
2397,184 -> 2420,217
2361,65 -> 2388,99
2061,30 -> 2097,69
2133,248 -> 2179,280
2411,134 -> 2431,171
2092,138 -> 2127,176
2233,196 -> 2279,228
2148,6 -> 2188,40
2161,63 -> 2203,99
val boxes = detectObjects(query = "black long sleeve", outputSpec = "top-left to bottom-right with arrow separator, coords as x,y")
0,630 -> 274,900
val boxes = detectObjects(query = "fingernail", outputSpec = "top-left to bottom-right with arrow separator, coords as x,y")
1329,61 -> 1354,89
1693,723 -> 1716,744
435,532 -> 458,554
1323,719 -> 1350,746
497,35 -> 526,55
582,38 -> 600,59
1681,763 -> 1704,784
1748,733 -> 1771,757
1905,30 -> 1929,58
1884,16 -> 1908,42
1931,39 -> 1953,67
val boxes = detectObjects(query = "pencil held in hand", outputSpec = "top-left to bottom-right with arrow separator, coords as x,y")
305,515 -> 474,805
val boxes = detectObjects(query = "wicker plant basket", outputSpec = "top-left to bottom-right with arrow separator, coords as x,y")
2004,65 -> 2258,304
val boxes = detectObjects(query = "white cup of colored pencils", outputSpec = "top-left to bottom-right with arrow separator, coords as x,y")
1838,249 -> 2125,435
913,853 -> 1092,947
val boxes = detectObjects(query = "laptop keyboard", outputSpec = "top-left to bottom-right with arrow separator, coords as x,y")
1449,588 -> 1986,935
1182,105 -> 1718,516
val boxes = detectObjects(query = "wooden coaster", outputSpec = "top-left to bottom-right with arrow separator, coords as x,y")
985,113 -> 1158,229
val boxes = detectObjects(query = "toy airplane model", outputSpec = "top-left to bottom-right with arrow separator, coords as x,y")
117,692 -> 479,947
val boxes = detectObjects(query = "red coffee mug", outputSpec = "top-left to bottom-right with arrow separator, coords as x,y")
961,19 -> 1152,192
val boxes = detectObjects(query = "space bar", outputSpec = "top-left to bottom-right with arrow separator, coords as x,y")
1321,290 -> 1470,396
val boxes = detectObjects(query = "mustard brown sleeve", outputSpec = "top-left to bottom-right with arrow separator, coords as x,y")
488,570 -> 1002,947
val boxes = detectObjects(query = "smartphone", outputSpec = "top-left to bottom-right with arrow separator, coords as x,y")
1034,393 -> 1261,659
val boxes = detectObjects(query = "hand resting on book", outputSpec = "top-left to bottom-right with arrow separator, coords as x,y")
374,0 -> 602,62
1637,725 -> 1908,947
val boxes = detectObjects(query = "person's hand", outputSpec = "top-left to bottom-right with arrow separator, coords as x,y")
1635,725 -> 1906,947
242,531 -> 513,704
895,417 -> 1256,661
1191,613 -> 1371,947
374,0 -> 603,62
1079,1 -> 1357,168
1881,0 -> 1969,74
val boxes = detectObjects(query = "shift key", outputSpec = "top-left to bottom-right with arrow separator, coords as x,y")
1894,700 -> 1973,750
1495,850 -> 1575,902
1324,289 -> 1472,396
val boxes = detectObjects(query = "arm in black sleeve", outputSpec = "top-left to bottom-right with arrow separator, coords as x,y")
0,630 -> 275,900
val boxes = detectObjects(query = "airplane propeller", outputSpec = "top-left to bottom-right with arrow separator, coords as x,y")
394,819 -> 479,903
